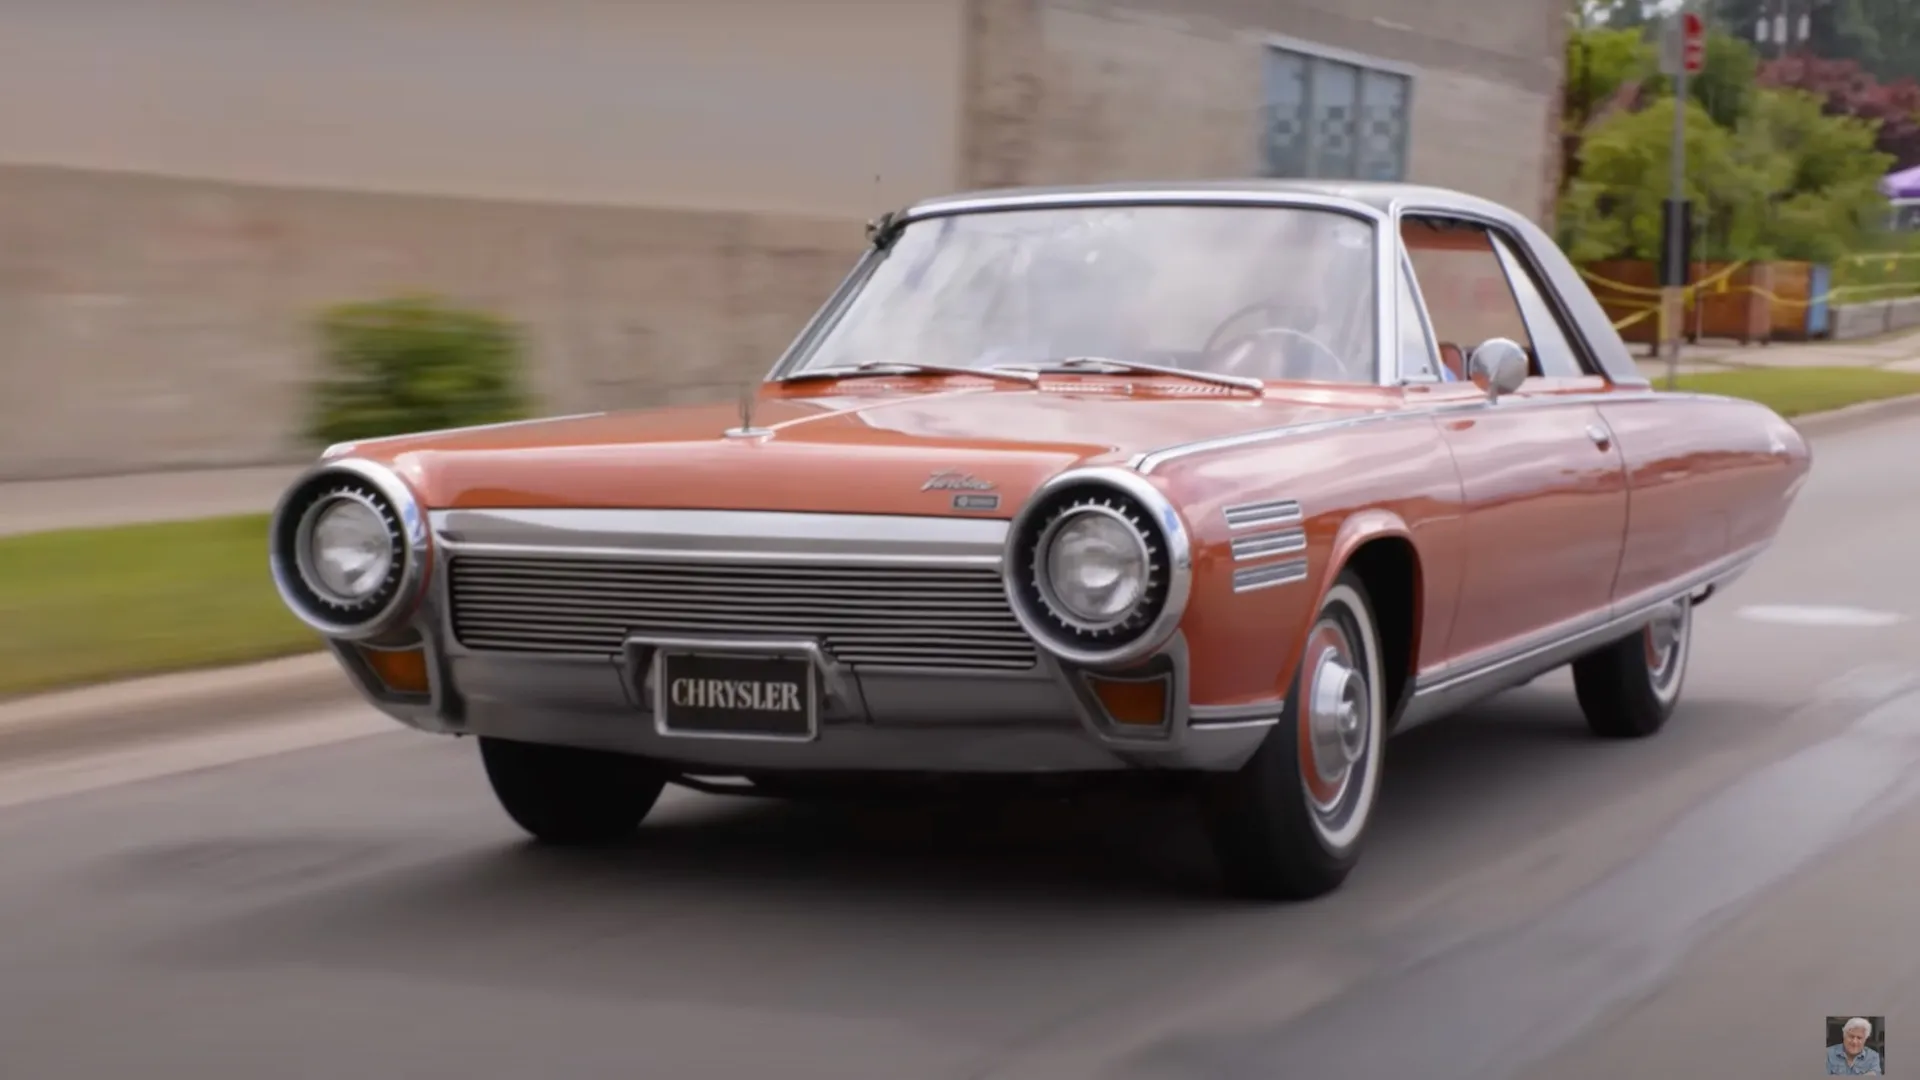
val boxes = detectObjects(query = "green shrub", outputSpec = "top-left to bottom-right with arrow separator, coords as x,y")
306,294 -> 533,446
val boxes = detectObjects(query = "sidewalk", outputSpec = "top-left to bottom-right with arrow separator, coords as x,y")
1631,326 -> 1920,380
6,328 -> 1920,539
0,464 -> 304,538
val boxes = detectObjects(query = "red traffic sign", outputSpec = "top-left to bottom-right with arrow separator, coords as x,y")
1681,12 -> 1705,74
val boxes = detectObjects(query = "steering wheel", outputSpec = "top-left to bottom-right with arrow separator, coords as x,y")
1200,299 -> 1350,382
1207,326 -> 1351,382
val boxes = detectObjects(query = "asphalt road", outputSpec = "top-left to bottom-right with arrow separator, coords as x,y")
1,416 -> 1918,1080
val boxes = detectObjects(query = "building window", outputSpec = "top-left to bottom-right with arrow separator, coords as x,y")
1262,43 -> 1412,182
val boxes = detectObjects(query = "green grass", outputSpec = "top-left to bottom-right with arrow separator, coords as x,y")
0,514 -> 319,699
1669,366 -> 1920,417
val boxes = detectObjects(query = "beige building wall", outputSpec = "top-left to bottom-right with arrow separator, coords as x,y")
0,0 -> 965,216
0,0 -> 1566,480
962,0 -> 1567,222
0,0 -> 964,479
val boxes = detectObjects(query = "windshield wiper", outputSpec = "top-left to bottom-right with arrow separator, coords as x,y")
1008,356 -> 1265,395
778,361 -> 1039,386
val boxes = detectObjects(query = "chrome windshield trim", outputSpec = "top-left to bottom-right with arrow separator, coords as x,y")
767,189 -> 1391,386
897,188 -> 1387,227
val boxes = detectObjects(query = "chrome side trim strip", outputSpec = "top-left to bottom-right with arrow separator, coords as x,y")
1396,540 -> 1769,732
321,413 -> 608,461
1231,528 -> 1307,562
1188,717 -> 1282,731
1189,699 -> 1285,729
1224,498 -> 1303,530
1132,388 -> 1693,475
1234,558 -> 1310,592
429,507 -> 1007,567
1137,411 -> 1408,474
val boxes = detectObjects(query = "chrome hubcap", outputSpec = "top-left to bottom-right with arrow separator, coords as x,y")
1644,600 -> 1689,685
1308,651 -> 1366,782
1302,630 -> 1371,815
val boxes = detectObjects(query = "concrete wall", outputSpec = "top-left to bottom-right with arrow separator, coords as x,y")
0,0 -> 964,479
960,0 -> 1567,222
1830,298 -> 1920,341
0,167 -> 863,480
0,0 -> 965,217
0,0 -> 1567,479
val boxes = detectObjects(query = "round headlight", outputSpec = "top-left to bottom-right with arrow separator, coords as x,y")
308,498 -> 395,602
1004,470 -> 1192,667
1043,510 -> 1149,626
270,460 -> 424,640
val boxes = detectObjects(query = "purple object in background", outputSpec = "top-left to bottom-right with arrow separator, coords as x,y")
1880,164 -> 1920,199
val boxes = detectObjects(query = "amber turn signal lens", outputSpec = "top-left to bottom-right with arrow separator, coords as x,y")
358,645 -> 430,695
1088,676 -> 1169,727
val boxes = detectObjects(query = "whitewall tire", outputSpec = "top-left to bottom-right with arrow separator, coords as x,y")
1571,596 -> 1693,739
1202,570 -> 1387,900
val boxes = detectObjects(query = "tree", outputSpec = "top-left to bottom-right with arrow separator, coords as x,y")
1757,54 -> 1920,170
1562,26 -> 1760,202
1557,88 -> 1892,263
1730,88 -> 1893,260
1558,97 -> 1756,262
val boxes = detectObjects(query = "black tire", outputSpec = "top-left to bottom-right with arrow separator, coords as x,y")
478,736 -> 668,845
1571,596 -> 1693,739
1201,570 -> 1387,901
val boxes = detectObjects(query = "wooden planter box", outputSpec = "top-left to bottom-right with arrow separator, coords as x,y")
1583,260 -> 1792,345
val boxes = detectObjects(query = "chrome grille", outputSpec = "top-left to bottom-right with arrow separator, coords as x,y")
447,555 -> 1038,671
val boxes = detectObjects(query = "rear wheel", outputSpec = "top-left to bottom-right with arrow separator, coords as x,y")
479,737 -> 668,845
1202,571 -> 1386,901
1571,596 -> 1693,739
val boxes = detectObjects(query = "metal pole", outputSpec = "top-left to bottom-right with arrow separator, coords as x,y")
1665,9 -> 1690,390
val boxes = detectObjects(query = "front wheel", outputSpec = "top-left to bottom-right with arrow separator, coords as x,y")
479,737 -> 669,845
1571,596 -> 1693,739
1201,570 -> 1387,901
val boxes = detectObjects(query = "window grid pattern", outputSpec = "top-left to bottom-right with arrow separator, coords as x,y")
1262,45 -> 1411,183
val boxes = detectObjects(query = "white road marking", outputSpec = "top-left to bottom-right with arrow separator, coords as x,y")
1735,604 -> 1909,628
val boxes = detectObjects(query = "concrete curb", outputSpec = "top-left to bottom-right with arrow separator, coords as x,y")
0,653 -> 354,762
1789,393 -> 1920,438
5,390 -> 1920,762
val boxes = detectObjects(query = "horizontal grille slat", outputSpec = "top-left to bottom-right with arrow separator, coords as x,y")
447,554 -> 1038,672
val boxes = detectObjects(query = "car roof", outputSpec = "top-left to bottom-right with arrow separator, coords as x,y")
901,179 -> 1518,223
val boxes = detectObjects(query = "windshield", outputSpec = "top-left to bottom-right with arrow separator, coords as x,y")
788,203 -> 1380,384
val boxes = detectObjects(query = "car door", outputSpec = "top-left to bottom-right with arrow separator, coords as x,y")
1399,213 -> 1630,667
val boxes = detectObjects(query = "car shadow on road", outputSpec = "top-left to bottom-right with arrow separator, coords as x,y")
133,683 -> 1777,1015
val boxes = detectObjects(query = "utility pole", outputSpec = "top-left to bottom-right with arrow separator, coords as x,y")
1660,7 -> 1704,389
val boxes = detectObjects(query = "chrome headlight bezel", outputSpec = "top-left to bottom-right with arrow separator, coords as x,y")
269,457 -> 429,640
1005,467 -> 1193,668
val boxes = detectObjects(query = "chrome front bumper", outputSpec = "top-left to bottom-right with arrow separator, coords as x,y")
327,507 -> 1279,774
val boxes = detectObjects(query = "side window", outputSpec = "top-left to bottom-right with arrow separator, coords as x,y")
1488,233 -> 1587,378
1396,259 -> 1441,382
1402,215 -> 1593,382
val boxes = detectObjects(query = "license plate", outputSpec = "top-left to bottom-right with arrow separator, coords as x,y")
653,650 -> 818,740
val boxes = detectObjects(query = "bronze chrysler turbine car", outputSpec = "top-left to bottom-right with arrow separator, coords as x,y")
269,181 -> 1811,899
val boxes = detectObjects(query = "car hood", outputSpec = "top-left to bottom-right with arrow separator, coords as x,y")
334,382 -> 1389,516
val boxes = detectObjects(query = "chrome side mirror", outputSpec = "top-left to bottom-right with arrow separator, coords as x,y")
1467,338 -> 1529,401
